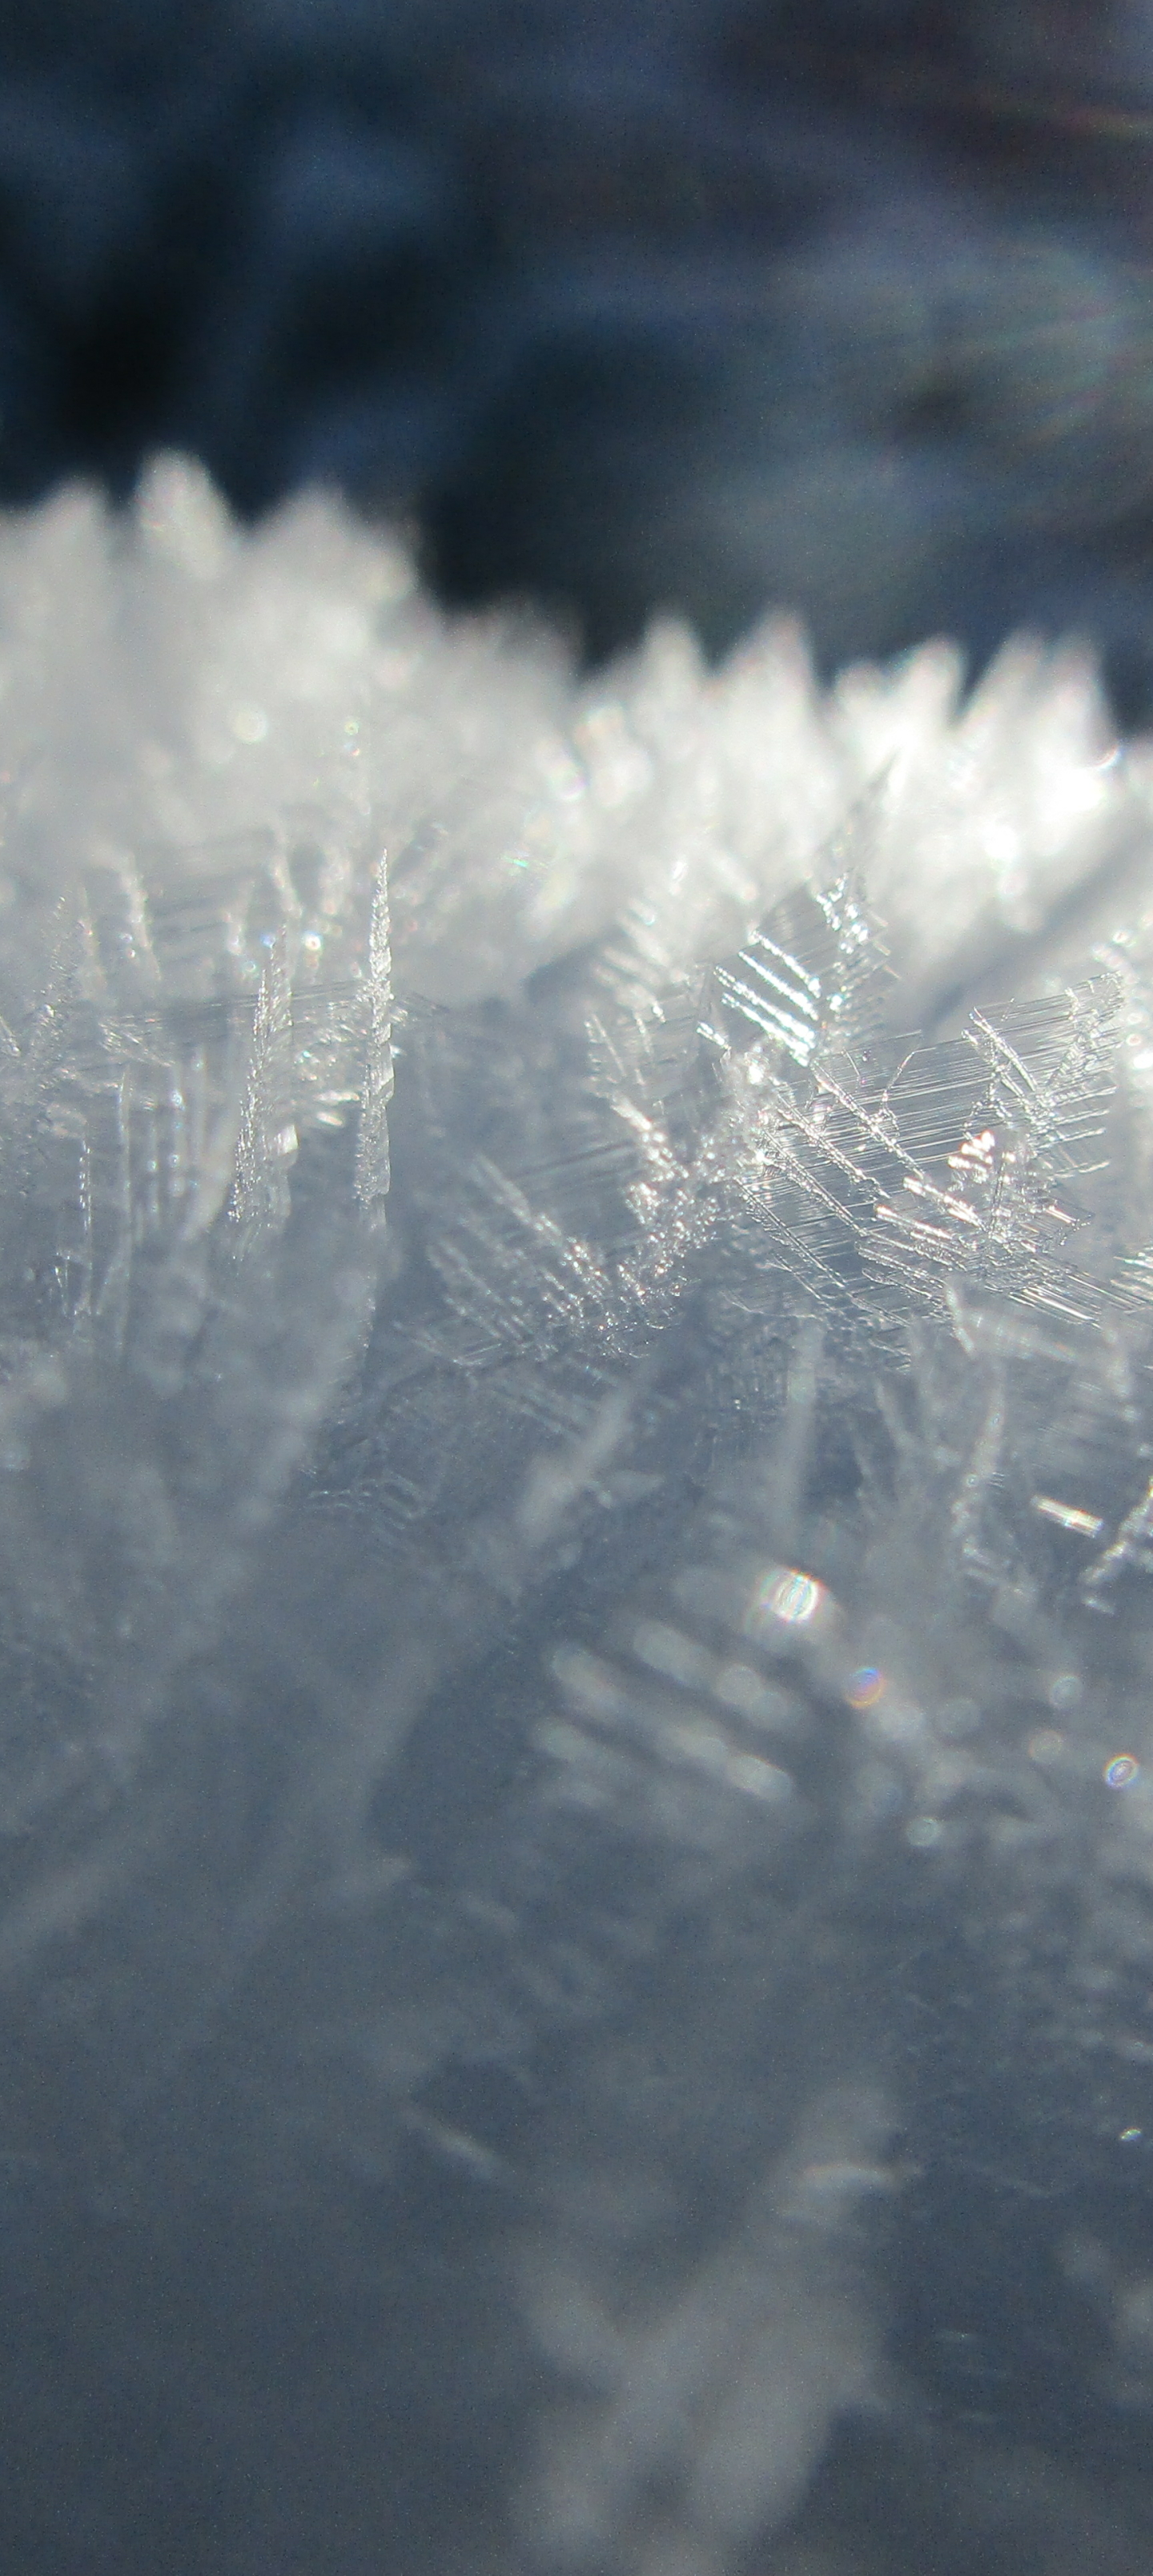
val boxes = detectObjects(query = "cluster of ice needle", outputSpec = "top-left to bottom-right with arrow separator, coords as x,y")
3,460 -> 1153,2570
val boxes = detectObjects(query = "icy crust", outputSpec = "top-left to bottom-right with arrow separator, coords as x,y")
5,466 -> 1153,2566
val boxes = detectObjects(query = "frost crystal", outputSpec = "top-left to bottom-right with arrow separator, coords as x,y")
4,462 -> 1153,2570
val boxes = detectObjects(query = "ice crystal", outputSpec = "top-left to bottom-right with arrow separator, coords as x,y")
3,462 -> 1153,2571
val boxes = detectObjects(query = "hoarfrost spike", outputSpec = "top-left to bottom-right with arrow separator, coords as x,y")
356,854 -> 394,1221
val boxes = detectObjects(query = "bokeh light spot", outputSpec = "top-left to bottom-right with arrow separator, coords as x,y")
753,1568 -> 825,1629
847,1666 -> 885,1709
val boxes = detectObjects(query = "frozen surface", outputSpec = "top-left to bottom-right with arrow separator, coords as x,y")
4,465 -> 1153,2570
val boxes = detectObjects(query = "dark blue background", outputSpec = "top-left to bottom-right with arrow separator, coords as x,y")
6,2 -> 1153,711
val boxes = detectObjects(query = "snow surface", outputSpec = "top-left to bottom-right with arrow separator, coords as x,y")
5,461 -> 1153,2570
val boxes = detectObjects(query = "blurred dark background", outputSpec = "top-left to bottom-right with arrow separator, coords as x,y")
5,1 -> 1153,714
